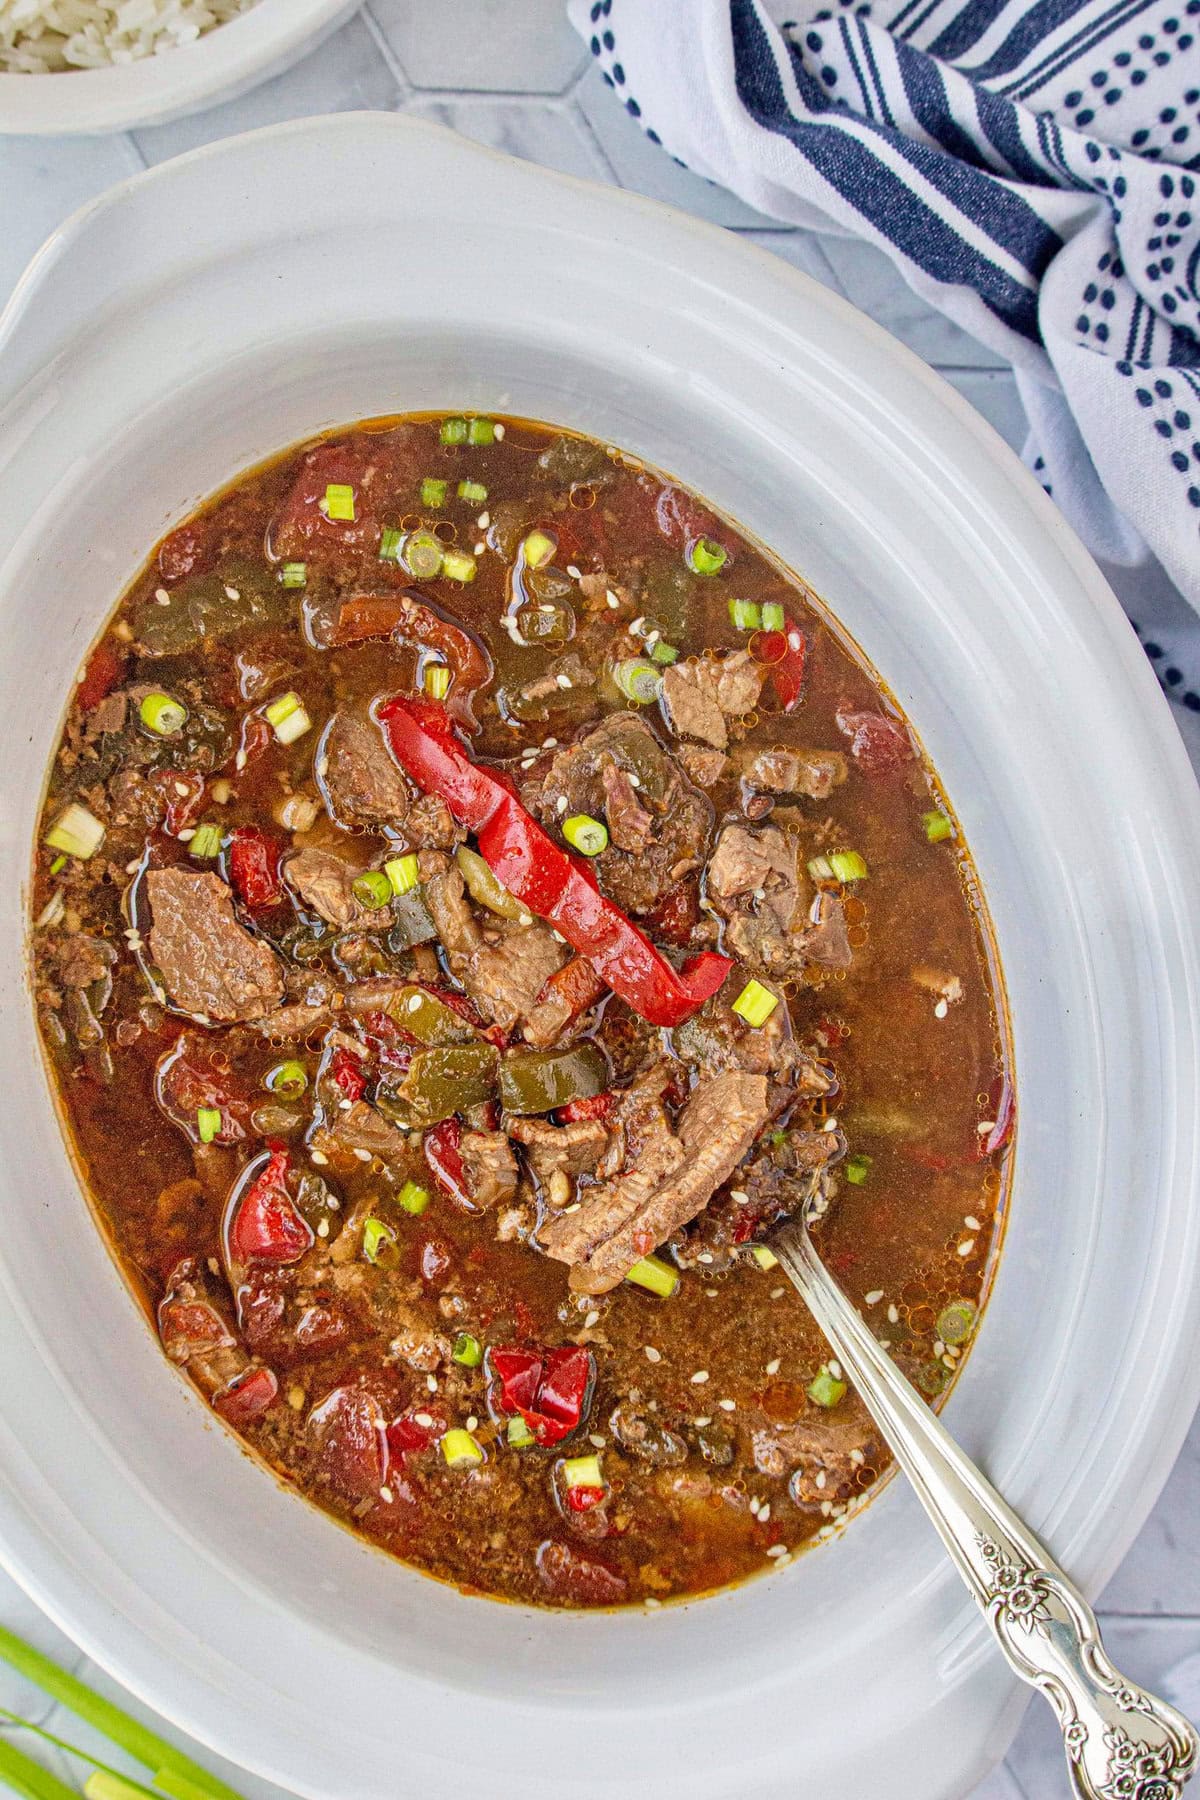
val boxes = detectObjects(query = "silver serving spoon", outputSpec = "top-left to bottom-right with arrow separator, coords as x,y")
771,1212 -> 1199,1800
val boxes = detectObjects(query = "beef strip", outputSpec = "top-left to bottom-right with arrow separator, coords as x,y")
286,848 -> 393,931
533,715 -> 711,915
459,1129 -> 519,1211
660,651 -> 768,751
704,823 -> 851,977
737,746 -> 848,800
312,1100 -> 409,1167
146,868 -> 285,1023
318,710 -> 411,829
407,792 -> 463,851
506,1115 -> 611,1188
673,993 -> 835,1095
677,745 -> 729,788
157,1256 -> 247,1397
544,1069 -> 770,1293
419,851 -> 568,1030
510,652 -> 596,720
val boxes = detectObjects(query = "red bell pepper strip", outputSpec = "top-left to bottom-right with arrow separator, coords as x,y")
555,1091 -> 615,1125
376,697 -> 731,1027
424,1117 -> 470,1205
328,1048 -> 368,1102
770,619 -> 807,713
488,1344 -> 595,1448
226,1150 -> 313,1266
213,1364 -> 278,1425
228,826 -> 284,910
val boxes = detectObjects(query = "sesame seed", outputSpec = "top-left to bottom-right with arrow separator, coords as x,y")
493,423 -> 505,439
820,1500 -> 832,1516
815,1471 -> 827,1489
828,1359 -> 842,1380
287,1385 -> 306,1410
543,737 -> 558,748
864,1290 -> 883,1306
630,615 -> 645,635
887,1303 -> 899,1324
788,631 -> 802,651
155,587 -> 170,604
690,1370 -> 710,1385
584,1310 -> 600,1328
177,827 -> 196,842
407,993 -> 422,1012
125,858 -> 141,874
957,1238 -> 975,1257
766,1543 -> 788,1559
822,1115 -> 838,1132
466,1415 -> 479,1432
474,542 -> 485,556
934,998 -> 949,1019
379,1485 -> 394,1503
644,629 -> 660,648
606,591 -> 620,610
316,1219 -> 330,1238
564,1201 -> 581,1214
566,564 -> 581,580
310,1150 -> 328,1166
224,585 -> 240,601
693,1415 -> 711,1426
556,795 -> 568,814
964,1214 -> 982,1231
414,1412 -> 434,1428
977,1120 -> 996,1134
644,1345 -> 662,1363
730,1188 -> 749,1204
749,1497 -> 761,1516
704,1286 -> 720,1298
718,1398 -> 736,1412
770,1286 -> 785,1300
765,1357 -> 781,1375
235,750 -> 247,771
556,674 -> 573,689
880,1339 -> 891,1350
589,1434 -> 606,1449
627,772 -> 641,788
338,1097 -> 352,1111
426,1374 -> 438,1392
759,1503 -> 771,1521
697,1251 -> 714,1265
477,512 -> 490,529
643,1597 -> 662,1610
849,1448 -> 865,1466
518,912 -> 533,926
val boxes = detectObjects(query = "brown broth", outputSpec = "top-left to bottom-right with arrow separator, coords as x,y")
29,414 -> 1011,1608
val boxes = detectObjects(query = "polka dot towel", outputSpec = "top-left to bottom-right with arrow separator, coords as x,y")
571,0 -> 1200,716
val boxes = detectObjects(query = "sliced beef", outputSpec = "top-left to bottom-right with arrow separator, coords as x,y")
286,847 -> 393,931
681,1120 -> 845,1264
313,1100 -> 409,1167
418,851 -> 481,970
544,1069 -> 770,1293
677,745 -> 729,789
56,933 -> 117,991
673,992 -> 834,1096
533,715 -> 711,915
146,868 -> 285,1023
706,824 -> 852,977
157,1256 -> 247,1398
319,710 -> 411,830
738,746 -> 848,800
459,1129 -> 519,1212
804,891 -> 852,969
407,793 -> 463,851
506,1115 -> 611,1188
660,651 -> 767,750
420,852 -> 568,1031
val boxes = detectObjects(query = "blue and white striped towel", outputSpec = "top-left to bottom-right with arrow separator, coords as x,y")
569,0 -> 1200,718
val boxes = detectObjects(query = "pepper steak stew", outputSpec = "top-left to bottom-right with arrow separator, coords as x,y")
30,414 -> 1011,1609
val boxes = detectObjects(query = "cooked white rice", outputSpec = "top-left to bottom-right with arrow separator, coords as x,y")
0,0 -> 261,71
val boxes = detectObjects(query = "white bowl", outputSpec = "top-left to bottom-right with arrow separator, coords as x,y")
1,114 -> 1198,1800
0,0 -> 359,135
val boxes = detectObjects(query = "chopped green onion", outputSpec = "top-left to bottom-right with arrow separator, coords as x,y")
467,417 -> 496,446
44,802 -> 105,861
402,529 -> 444,580
440,548 -> 478,583
397,1179 -> 430,1215
844,1153 -> 873,1185
420,477 -> 448,509
139,692 -> 187,736
507,1414 -> 535,1448
751,1245 -> 778,1270
728,598 -> 761,631
265,1060 -> 308,1098
937,1300 -> 977,1346
828,850 -> 868,883
323,483 -> 355,522
378,526 -> 403,563
625,1254 -> 678,1298
687,536 -> 727,576
424,663 -> 452,701
649,639 -> 679,665
188,824 -> 223,860
49,854 -> 67,875
362,1217 -> 397,1266
352,870 -> 393,910
613,657 -> 661,705
760,601 -> 786,632
279,562 -> 307,588
0,1735 -> 79,1800
196,1107 -> 221,1145
452,1332 -> 483,1368
731,979 -> 779,1029
439,417 -> 468,445
264,691 -> 312,744
561,1453 -> 603,1490
385,854 -> 420,896
923,809 -> 953,844
562,813 -> 608,857
808,1369 -> 847,1408
807,855 -> 835,881
0,1623 -> 244,1800
456,478 -> 488,504
441,1427 -> 483,1468
521,529 -> 556,569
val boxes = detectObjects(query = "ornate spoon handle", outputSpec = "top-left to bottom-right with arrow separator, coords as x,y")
771,1219 -> 1198,1799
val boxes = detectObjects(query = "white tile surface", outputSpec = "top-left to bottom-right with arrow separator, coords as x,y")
0,10 -> 1196,1799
